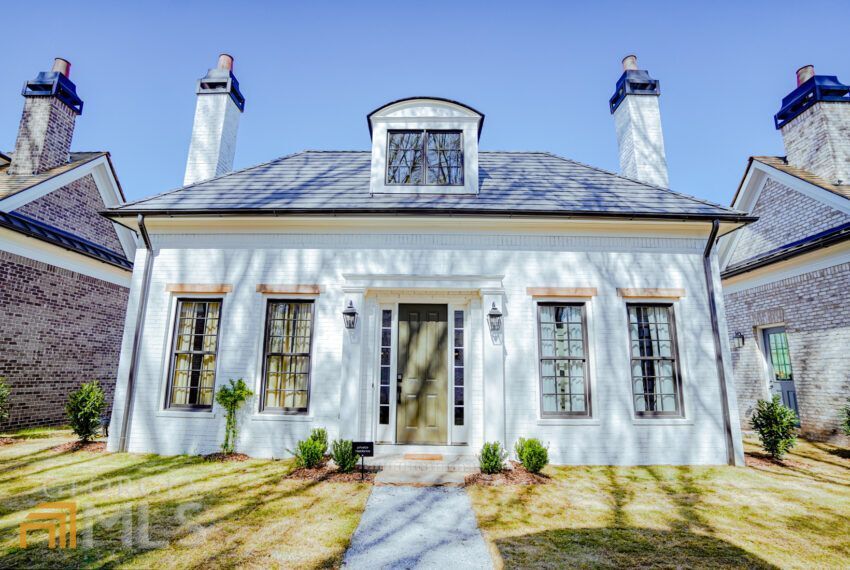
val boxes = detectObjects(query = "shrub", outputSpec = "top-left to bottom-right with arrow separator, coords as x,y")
309,427 -> 329,455
66,380 -> 106,442
751,395 -> 798,460
479,441 -> 507,474
214,378 -> 253,455
0,377 -> 9,424
331,439 -> 359,473
515,437 -> 549,474
293,438 -> 324,468
842,399 -> 850,437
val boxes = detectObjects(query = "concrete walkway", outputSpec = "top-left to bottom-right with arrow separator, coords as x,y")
343,486 -> 493,569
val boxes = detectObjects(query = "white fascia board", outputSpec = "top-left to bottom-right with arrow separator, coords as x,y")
117,214 -> 726,240
718,166 -> 766,270
721,239 -> 850,294
0,227 -> 132,287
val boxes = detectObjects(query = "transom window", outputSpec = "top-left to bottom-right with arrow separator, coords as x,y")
386,130 -> 463,185
261,301 -> 315,413
627,304 -> 683,416
167,299 -> 222,409
537,304 -> 591,417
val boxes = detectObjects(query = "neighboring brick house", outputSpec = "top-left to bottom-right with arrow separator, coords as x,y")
0,58 -> 135,430
719,65 -> 850,443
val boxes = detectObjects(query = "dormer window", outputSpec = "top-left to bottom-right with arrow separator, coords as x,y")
386,130 -> 463,186
368,97 -> 483,195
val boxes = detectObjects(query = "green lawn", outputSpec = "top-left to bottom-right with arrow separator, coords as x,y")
0,430 -> 371,569
467,439 -> 850,569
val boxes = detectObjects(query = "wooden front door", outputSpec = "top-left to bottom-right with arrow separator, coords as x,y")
396,304 -> 448,444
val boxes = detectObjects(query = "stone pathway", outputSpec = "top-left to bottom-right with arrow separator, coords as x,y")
343,486 -> 493,569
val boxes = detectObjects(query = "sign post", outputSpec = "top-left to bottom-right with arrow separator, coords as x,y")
352,441 -> 374,481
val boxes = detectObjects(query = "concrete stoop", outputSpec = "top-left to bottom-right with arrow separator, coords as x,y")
365,453 -> 479,486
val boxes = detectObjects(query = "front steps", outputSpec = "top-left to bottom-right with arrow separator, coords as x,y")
365,453 -> 479,474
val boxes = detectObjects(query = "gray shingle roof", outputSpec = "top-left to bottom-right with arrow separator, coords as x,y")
110,151 -> 748,220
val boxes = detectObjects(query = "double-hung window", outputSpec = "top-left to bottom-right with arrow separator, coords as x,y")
537,303 -> 591,417
166,299 -> 222,409
386,130 -> 463,185
627,304 -> 684,416
261,300 -> 315,413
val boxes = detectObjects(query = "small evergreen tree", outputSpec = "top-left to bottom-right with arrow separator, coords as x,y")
214,379 -> 253,455
66,380 -> 106,442
331,439 -> 359,473
0,377 -> 9,424
308,427 -> 329,455
479,441 -> 507,474
515,437 -> 549,474
842,399 -> 850,437
293,438 -> 324,468
751,395 -> 798,460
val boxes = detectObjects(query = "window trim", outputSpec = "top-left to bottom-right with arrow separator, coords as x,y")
259,299 -> 316,415
625,302 -> 685,418
385,129 -> 464,187
164,297 -> 224,411
536,302 -> 593,419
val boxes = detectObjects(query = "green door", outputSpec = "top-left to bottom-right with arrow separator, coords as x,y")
396,304 -> 448,444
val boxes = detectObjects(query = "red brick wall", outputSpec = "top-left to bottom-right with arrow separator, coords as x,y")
724,261 -> 850,442
0,250 -> 129,431
14,174 -> 124,254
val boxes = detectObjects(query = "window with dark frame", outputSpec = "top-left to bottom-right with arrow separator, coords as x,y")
261,300 -> 315,413
379,309 -> 392,425
453,310 -> 465,425
627,304 -> 683,416
167,299 -> 222,409
386,130 -> 463,185
537,304 -> 591,417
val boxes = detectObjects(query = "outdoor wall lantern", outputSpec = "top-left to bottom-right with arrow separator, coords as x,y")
342,301 -> 358,329
733,331 -> 745,349
487,302 -> 503,333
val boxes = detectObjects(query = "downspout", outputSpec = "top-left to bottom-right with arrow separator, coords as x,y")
703,219 -> 736,465
118,215 -> 154,452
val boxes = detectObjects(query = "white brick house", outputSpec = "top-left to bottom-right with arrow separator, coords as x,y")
106,55 -> 751,465
719,66 -> 850,442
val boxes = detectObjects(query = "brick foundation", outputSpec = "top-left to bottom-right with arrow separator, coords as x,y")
0,250 -> 128,431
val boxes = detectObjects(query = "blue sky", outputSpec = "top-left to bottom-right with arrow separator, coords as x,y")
2,1 -> 848,205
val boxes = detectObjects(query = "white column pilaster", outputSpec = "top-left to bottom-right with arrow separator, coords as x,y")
481,290 -> 506,446
338,288 -> 365,440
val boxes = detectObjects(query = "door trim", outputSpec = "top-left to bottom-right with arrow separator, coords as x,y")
372,296 -> 470,445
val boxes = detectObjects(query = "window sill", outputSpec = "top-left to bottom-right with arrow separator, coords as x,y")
536,418 -> 601,426
632,417 -> 693,426
156,410 -> 216,419
250,414 -> 314,422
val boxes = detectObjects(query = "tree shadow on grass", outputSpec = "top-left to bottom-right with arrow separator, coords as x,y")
493,527 -> 777,569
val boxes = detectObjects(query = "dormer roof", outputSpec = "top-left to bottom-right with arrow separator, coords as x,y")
367,97 -> 485,139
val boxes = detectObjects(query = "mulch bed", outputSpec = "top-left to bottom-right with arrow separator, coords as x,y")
204,452 -> 250,462
52,441 -> 107,453
465,461 -> 550,486
745,451 -> 806,470
287,458 -> 375,483
0,437 -> 17,446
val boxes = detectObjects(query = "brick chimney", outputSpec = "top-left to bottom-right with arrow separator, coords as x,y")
8,58 -> 84,175
183,54 -> 246,186
775,65 -> 850,185
609,55 -> 669,188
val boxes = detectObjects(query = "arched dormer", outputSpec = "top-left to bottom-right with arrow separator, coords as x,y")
367,97 -> 484,195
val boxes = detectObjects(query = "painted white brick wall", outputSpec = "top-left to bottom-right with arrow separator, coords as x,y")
614,95 -> 669,188
183,94 -> 241,186
110,229 -> 740,465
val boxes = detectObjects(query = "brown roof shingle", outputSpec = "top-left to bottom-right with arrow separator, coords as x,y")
0,152 -> 106,200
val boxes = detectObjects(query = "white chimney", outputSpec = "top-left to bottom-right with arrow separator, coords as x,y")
184,54 -> 245,186
776,65 -> 850,185
609,55 -> 669,188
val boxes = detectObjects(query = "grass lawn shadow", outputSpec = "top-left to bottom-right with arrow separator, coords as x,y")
494,527 -> 777,569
